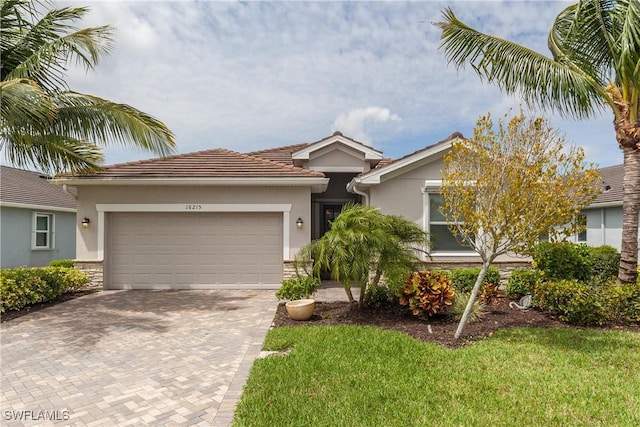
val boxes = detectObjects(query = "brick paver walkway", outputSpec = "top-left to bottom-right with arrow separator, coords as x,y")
0,290 -> 276,426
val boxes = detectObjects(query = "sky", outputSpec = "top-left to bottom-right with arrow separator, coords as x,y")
56,0 -> 620,168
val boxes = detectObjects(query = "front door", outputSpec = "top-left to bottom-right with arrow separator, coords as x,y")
321,204 -> 343,236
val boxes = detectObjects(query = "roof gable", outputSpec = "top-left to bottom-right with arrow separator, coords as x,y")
291,131 -> 383,162
0,166 -> 76,210
352,132 -> 463,185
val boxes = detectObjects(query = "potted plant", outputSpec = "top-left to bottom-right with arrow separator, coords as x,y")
276,275 -> 320,320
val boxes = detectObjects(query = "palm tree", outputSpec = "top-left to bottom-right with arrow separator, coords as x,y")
296,203 -> 429,307
435,0 -> 640,283
0,0 -> 175,174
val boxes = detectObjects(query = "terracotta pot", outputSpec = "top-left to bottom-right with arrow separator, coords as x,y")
285,299 -> 315,321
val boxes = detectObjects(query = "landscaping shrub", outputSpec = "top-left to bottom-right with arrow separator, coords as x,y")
0,267 -> 90,313
364,285 -> 390,307
49,259 -> 75,268
382,266 -> 413,300
275,276 -> 319,300
533,279 -> 640,325
506,268 -> 540,296
448,292 -> 486,322
399,271 -> 455,317
604,282 -> 640,323
589,246 -> 620,284
531,242 -> 592,282
449,266 -> 500,293
532,279 -> 608,325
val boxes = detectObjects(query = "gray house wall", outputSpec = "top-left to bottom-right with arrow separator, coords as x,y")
1,206 -> 76,268
582,206 -> 640,257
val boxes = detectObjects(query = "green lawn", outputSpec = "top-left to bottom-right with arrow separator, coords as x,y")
233,326 -> 640,426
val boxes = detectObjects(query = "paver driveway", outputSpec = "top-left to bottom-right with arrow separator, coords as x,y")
0,290 -> 277,426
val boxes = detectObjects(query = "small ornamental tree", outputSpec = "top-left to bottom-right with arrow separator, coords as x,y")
441,111 -> 602,339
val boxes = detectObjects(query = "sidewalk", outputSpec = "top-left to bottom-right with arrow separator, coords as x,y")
314,280 -> 360,302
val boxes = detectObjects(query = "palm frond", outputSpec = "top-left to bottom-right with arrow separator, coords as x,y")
52,92 -> 176,156
2,3 -> 113,90
0,78 -> 55,130
1,131 -> 103,174
436,7 -> 608,119
615,0 -> 640,99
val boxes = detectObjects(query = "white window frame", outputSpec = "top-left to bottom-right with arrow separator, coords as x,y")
422,181 -> 477,257
575,214 -> 587,243
32,212 -> 55,250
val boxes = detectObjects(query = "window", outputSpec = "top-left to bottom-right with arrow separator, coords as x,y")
575,214 -> 587,243
538,214 -> 587,243
426,193 -> 474,253
32,213 -> 54,250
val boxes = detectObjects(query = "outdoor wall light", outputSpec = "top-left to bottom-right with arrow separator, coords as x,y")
81,217 -> 91,229
296,217 -> 304,229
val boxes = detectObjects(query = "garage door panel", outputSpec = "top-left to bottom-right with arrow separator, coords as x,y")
108,212 -> 283,289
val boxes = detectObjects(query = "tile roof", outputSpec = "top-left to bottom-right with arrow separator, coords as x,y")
66,148 -> 325,178
246,143 -> 310,165
0,166 -> 76,209
593,164 -> 623,204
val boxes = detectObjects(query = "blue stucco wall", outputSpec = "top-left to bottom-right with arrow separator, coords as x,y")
1,207 -> 76,268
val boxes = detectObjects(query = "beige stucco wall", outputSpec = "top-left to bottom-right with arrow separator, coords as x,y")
369,157 -> 444,223
74,185 -> 312,260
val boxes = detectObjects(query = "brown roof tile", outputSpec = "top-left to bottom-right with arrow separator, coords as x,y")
66,148 -> 325,178
246,143 -> 311,165
0,166 -> 76,209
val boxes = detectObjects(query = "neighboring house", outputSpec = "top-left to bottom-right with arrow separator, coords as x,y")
52,131 -> 532,290
0,166 -> 77,268
573,164 -> 639,256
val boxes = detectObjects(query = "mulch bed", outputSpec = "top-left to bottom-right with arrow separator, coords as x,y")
0,289 -> 100,323
273,297 -> 640,349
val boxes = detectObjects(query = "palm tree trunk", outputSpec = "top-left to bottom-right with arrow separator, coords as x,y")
619,147 -> 640,283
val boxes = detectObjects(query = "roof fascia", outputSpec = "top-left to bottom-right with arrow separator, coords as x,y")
0,201 -> 76,213
584,201 -> 623,209
51,177 -> 329,193
354,139 -> 455,185
292,135 -> 382,161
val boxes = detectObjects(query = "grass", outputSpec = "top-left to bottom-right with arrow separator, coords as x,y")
233,326 -> 640,426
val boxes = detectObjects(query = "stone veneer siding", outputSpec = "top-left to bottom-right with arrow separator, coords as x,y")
283,260 -> 314,280
74,260 -> 104,289
424,260 -> 531,283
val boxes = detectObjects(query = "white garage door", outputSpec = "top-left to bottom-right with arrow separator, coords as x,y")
107,212 -> 283,289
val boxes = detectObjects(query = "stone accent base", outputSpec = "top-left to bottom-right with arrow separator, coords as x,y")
74,260 -> 104,289
283,260 -> 314,280
423,260 -> 531,282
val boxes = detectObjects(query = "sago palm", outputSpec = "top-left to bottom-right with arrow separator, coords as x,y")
435,0 -> 640,283
0,0 -> 175,174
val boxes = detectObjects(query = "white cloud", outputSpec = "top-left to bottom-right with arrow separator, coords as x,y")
332,107 -> 401,145
47,0 -> 621,167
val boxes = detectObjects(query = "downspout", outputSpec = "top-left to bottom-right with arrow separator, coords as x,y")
62,184 -> 77,200
346,178 -> 369,206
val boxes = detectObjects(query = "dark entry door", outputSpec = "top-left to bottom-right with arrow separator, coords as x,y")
321,204 -> 344,236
